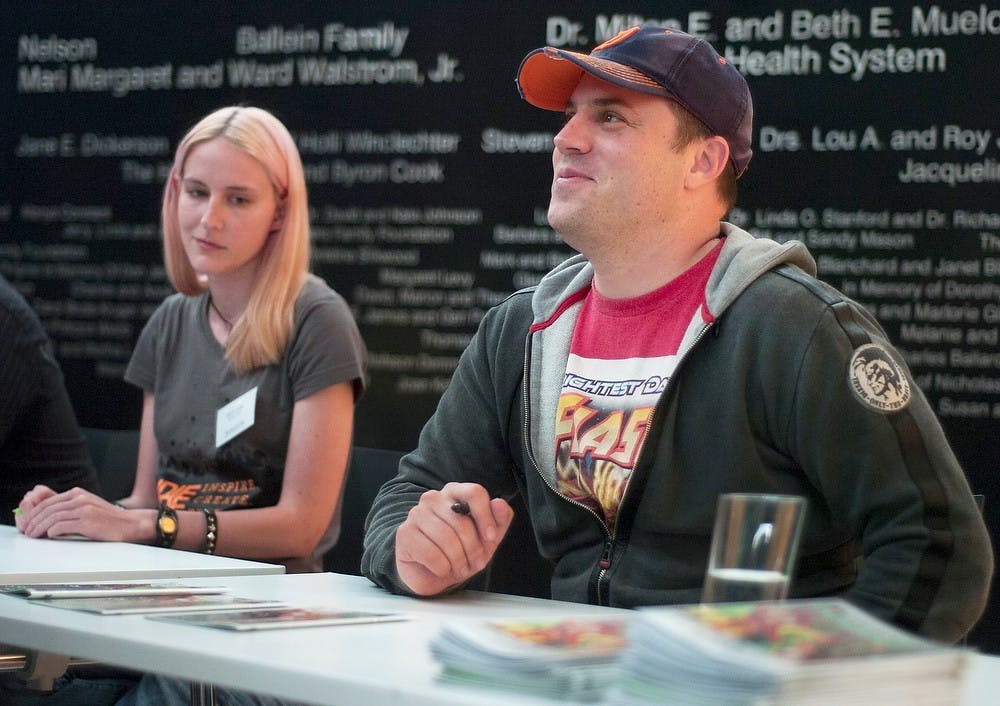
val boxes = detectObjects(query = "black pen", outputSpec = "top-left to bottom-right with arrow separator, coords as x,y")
451,500 -> 471,515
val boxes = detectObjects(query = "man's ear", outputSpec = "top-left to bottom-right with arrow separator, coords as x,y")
686,136 -> 730,189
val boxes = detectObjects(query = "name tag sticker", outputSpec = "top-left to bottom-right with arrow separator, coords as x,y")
216,386 -> 258,448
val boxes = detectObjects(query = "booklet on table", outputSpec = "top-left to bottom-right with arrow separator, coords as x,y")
31,593 -> 287,615
0,582 -> 229,599
148,607 -> 408,631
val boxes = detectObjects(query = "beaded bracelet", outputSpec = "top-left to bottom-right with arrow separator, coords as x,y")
202,508 -> 218,555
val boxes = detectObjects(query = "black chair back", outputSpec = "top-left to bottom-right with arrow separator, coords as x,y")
81,427 -> 140,502
324,446 -> 404,575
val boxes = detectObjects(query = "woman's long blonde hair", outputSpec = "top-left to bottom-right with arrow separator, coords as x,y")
161,106 -> 310,373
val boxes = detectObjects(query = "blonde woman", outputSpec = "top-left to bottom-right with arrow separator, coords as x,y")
17,106 -> 367,575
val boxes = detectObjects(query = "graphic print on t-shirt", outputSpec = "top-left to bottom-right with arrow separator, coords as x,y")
556,354 -> 677,526
155,432 -> 282,512
554,240 -> 722,528
158,477 -> 260,509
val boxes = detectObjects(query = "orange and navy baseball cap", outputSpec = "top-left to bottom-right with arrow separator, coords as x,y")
516,25 -> 753,177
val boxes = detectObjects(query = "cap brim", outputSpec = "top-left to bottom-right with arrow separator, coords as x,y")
517,48 -> 667,111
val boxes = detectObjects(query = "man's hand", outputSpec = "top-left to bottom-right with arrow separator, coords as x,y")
395,482 -> 514,596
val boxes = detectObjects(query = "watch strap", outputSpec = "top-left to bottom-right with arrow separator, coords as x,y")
156,503 -> 178,548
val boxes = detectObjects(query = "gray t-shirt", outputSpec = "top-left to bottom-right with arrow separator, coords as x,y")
125,274 -> 367,572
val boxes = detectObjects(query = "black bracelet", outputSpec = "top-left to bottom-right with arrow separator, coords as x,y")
202,508 -> 218,555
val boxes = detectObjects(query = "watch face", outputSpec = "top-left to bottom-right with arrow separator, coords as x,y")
159,515 -> 177,534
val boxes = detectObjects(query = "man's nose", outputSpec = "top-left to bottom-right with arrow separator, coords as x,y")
553,115 -> 589,154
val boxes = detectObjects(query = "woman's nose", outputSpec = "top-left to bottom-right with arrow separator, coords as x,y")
201,196 -> 224,229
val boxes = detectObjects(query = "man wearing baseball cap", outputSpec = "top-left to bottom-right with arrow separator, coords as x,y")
364,27 -> 991,643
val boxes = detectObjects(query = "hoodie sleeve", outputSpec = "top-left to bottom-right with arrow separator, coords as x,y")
361,292 -> 532,595
782,280 -> 993,642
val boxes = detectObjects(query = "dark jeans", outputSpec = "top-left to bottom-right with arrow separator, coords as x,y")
0,669 -> 137,706
2,670 -> 311,706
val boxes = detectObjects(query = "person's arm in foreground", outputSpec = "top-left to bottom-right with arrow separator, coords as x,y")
362,298 -> 528,595
394,481 -> 513,595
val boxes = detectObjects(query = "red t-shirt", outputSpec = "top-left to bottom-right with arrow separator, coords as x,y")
555,241 -> 722,527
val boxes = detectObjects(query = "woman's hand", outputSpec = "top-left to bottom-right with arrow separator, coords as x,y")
14,484 -> 57,533
16,485 -> 140,542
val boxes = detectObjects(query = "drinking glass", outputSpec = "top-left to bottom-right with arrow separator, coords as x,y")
702,493 -> 806,603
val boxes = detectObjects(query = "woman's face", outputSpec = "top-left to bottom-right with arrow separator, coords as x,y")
176,137 -> 281,283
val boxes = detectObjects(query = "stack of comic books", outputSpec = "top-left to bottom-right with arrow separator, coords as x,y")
606,599 -> 968,706
429,615 -> 629,702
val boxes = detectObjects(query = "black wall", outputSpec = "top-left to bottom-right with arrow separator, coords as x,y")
3,1 -> 998,650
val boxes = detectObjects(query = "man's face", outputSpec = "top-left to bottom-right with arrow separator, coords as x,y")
547,74 -> 692,252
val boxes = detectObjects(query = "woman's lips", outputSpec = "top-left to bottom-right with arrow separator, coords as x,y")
194,237 -> 224,251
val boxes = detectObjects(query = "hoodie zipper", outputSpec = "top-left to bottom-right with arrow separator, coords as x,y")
520,234 -> 791,602
521,332 -> 611,536
594,319 -> 717,603
522,318 -> 717,605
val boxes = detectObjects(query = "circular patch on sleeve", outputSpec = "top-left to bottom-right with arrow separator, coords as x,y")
848,343 -> 911,412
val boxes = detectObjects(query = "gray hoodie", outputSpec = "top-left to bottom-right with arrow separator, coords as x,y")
363,225 -> 992,642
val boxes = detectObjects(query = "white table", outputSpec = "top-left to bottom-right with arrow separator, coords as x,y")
0,524 -> 283,583
1,571 -> 998,706
0,524 -> 283,691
